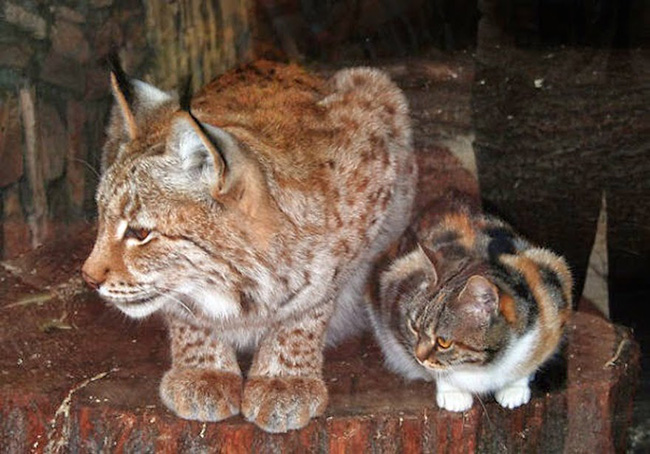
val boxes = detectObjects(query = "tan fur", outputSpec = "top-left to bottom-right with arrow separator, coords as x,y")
524,248 -> 573,308
442,213 -> 476,250
82,61 -> 416,432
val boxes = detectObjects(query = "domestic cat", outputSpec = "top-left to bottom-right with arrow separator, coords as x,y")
368,197 -> 572,412
81,59 -> 417,432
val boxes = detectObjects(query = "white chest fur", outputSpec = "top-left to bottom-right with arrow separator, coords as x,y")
439,328 -> 539,394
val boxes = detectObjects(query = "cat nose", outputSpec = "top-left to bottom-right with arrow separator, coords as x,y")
415,339 -> 434,363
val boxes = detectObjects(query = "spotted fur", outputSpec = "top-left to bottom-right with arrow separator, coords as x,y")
82,60 -> 417,432
368,199 -> 572,412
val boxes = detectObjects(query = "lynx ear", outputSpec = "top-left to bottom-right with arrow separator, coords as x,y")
418,244 -> 439,286
167,113 -> 269,216
109,74 -> 172,140
456,275 -> 499,319
167,113 -> 230,195
102,56 -> 173,171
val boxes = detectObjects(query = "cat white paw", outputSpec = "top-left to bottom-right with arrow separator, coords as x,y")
494,383 -> 531,409
436,389 -> 474,412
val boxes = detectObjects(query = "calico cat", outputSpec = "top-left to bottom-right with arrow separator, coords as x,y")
81,59 -> 417,432
368,198 -> 572,412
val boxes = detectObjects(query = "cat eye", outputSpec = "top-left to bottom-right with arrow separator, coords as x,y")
124,226 -> 152,242
436,337 -> 453,350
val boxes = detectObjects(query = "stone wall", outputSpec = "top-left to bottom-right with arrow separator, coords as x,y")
0,0 -> 254,259
1,0 -> 470,260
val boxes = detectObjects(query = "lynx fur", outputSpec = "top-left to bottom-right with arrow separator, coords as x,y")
82,61 -> 416,432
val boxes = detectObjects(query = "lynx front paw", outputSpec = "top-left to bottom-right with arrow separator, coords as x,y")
242,376 -> 328,433
160,368 -> 242,421
436,389 -> 474,412
495,381 -> 531,409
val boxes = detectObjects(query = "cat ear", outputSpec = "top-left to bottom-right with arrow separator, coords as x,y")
456,275 -> 499,318
418,244 -> 439,286
167,113 -> 270,217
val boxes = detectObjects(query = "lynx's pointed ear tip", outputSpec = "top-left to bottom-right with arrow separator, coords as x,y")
109,71 -> 119,89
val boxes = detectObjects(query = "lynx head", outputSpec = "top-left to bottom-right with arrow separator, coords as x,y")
82,62 -> 276,319
388,246 -> 501,373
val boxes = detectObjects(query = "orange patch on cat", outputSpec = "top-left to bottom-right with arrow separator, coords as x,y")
501,255 -> 546,318
498,293 -> 518,325
501,254 -> 565,372
525,248 -> 573,309
415,338 -> 435,363
442,213 -> 476,249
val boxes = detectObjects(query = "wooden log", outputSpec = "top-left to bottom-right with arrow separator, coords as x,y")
0,170 -> 640,453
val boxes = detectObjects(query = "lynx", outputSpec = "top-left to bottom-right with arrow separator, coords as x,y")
82,60 -> 416,432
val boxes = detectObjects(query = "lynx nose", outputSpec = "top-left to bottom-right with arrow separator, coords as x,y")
81,270 -> 102,290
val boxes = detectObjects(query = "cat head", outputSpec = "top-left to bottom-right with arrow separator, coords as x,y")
391,246 -> 501,372
81,61 -> 277,319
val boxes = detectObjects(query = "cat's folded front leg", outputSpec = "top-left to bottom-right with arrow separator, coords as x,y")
242,305 -> 331,433
494,375 -> 532,409
435,377 -> 474,412
159,316 -> 242,422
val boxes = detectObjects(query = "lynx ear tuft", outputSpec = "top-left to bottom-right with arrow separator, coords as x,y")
102,54 -> 175,171
107,54 -> 173,140
178,75 -> 193,113
109,72 -> 137,140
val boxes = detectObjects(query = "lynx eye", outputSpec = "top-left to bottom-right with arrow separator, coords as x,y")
124,226 -> 152,242
436,337 -> 453,350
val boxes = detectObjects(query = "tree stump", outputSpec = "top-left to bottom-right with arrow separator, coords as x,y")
0,233 -> 640,452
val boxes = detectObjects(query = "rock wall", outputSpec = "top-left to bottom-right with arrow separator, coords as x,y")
0,0 -> 254,259
0,0 -> 479,259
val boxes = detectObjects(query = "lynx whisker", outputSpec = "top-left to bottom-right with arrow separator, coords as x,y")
71,157 -> 101,181
154,288 -> 197,319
